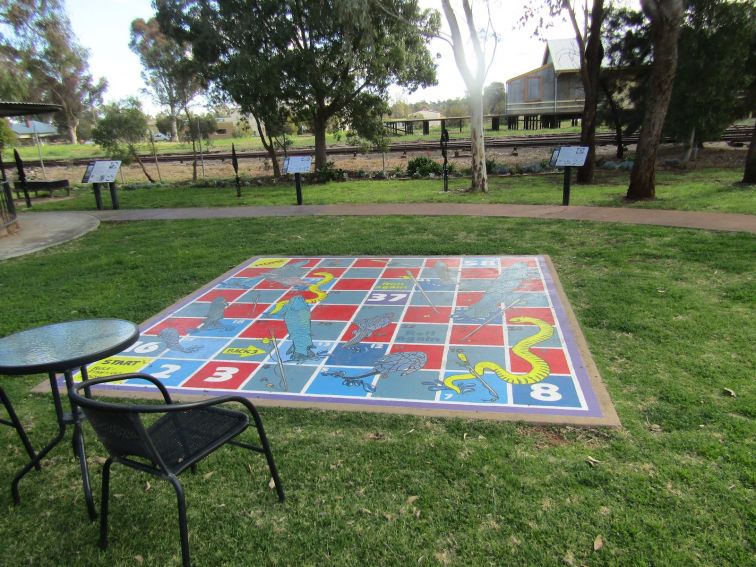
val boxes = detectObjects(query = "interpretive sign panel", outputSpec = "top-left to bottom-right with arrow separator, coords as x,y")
81,160 -> 121,183
552,147 -> 589,167
283,156 -> 312,174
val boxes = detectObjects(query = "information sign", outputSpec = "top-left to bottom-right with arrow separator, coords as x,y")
552,146 -> 589,167
81,160 -> 121,183
283,156 -> 312,174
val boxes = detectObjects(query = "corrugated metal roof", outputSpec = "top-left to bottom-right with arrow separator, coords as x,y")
10,120 -> 58,136
543,38 -> 582,72
0,101 -> 62,117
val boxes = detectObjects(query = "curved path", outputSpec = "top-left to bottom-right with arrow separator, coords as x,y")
2,204 -> 753,261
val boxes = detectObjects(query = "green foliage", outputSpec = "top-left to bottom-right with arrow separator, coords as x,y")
0,118 -> 17,149
92,98 -> 149,163
185,113 -> 217,141
312,161 -> 346,183
407,156 -> 443,177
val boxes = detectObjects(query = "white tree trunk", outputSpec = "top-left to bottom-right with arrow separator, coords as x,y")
469,89 -> 487,192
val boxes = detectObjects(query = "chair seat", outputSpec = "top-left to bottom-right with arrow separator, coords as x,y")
147,406 -> 249,474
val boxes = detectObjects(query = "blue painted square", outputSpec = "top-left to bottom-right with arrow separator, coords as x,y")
354,305 -> 404,321
213,339 -> 273,363
508,325 -> 562,348
328,343 -> 389,367
238,289 -> 287,304
312,320 -> 349,340
344,268 -> 383,278
364,290 -> 410,306
188,318 -> 251,338
371,369 -> 439,401
433,369 -> 511,405
458,279 -> 497,292
388,258 -> 424,267
305,366 -> 375,397
417,278 -> 456,292
410,291 -> 455,307
217,276 -> 262,290
242,363 -> 317,394
462,257 -> 499,268
318,258 -> 354,268
320,291 -> 369,305
373,278 -> 413,292
173,303 -> 213,317
272,340 -> 334,365
161,336 -> 227,360
446,345 -> 508,371
132,359 -> 205,387
394,324 -> 449,344
511,375 -> 581,409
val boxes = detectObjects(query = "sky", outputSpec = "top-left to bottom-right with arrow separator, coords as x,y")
65,0 -> 637,114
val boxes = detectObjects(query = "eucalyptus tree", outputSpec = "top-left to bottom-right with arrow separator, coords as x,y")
156,0 -> 438,171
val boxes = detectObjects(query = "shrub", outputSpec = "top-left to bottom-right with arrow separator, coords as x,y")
312,161 -> 346,183
407,156 -> 443,177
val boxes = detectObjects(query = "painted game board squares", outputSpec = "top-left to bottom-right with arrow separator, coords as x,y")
79,255 -> 616,426
243,363 -> 317,394
311,304 -> 359,321
450,324 -> 505,346
182,361 -> 259,390
394,323 -> 449,344
332,278 -> 375,291
320,290 -> 369,305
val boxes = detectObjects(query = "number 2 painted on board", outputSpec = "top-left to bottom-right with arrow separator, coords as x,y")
152,364 -> 181,379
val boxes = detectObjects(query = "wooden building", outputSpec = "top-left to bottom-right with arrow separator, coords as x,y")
505,38 -> 587,130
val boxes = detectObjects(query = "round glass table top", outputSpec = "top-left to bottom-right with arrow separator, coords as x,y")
0,319 -> 139,375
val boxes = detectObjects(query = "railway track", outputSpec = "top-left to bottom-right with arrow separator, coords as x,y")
29,126 -> 754,168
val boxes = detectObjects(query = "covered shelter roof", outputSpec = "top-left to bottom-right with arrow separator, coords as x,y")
0,101 -> 62,118
10,120 -> 57,136
543,38 -> 582,73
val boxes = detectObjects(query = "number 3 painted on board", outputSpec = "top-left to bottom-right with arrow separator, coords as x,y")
530,383 -> 562,401
205,366 -> 239,382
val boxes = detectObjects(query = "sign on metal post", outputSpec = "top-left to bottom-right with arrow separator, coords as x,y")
82,160 -> 122,210
550,147 -> 589,206
283,156 -> 312,205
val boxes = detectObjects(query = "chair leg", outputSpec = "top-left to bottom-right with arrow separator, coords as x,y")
0,387 -> 38,468
99,459 -> 113,550
248,407 -> 285,502
167,475 -> 191,567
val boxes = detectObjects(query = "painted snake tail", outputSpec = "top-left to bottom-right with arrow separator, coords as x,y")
443,316 -> 554,393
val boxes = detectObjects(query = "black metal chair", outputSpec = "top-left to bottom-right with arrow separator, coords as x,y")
0,386 -> 38,466
69,373 -> 285,567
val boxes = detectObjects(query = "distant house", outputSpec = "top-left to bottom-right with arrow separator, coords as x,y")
408,109 -> 443,127
212,108 -> 260,139
505,38 -> 595,129
10,119 -> 58,140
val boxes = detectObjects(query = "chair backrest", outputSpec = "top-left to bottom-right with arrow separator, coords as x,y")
79,403 -> 155,462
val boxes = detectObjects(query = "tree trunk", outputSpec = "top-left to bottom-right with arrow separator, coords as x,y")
682,126 -> 696,162
170,115 -> 179,142
313,113 -> 328,171
469,90 -> 488,192
254,115 -> 281,178
627,0 -> 683,201
600,78 -> 624,159
67,123 -> 78,145
742,121 -> 756,183
576,0 -> 604,185
131,147 -> 155,183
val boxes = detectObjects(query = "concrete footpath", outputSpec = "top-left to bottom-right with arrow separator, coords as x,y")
1,203 -> 754,261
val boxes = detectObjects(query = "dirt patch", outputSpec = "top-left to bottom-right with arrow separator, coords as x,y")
14,142 -> 747,186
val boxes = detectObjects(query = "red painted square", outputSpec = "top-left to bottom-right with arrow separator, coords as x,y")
235,267 -> 274,278
505,308 -> 555,326
501,257 -> 538,268
449,324 -> 505,346
183,362 -> 259,390
311,304 -> 359,321
144,318 -> 203,336
307,267 -> 346,279
383,267 -> 419,279
456,292 -> 485,307
516,279 -> 545,292
354,258 -> 389,268
333,278 -> 375,291
510,348 -> 569,375
225,303 -> 269,319
239,319 -> 288,340
255,279 -> 288,290
461,268 -> 500,279
342,322 -> 397,344
196,289 -> 246,302
402,306 -> 453,323
388,343 -> 444,370
424,258 -> 460,268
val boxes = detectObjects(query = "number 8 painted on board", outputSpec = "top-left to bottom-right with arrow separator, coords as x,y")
530,383 -> 562,401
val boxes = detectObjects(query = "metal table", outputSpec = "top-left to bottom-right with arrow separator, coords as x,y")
0,319 -> 139,519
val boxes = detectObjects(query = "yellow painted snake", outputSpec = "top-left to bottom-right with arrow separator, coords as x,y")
444,316 -> 554,392
270,272 -> 334,314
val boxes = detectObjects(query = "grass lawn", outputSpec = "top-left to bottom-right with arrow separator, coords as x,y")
5,125 -> 588,162
28,168 -> 756,214
0,216 -> 753,566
